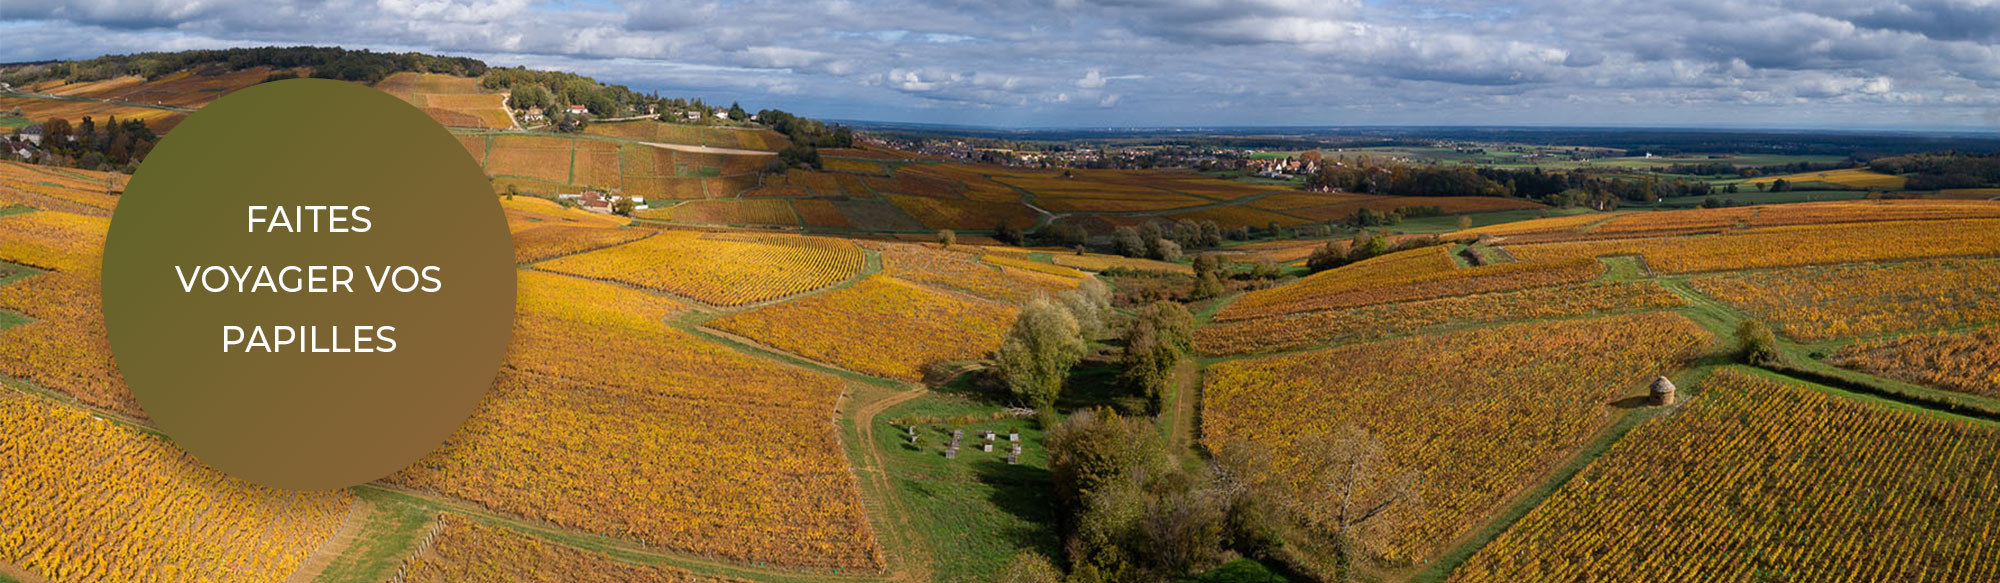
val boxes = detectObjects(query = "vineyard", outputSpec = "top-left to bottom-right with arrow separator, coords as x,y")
510,225 -> 652,264
0,210 -> 136,416
1218,246 -> 1603,321
391,271 -> 884,569
707,275 -> 1018,381
1832,326 -> 2000,399
0,391 -> 353,583
1450,369 -> 2000,581
1048,252 -> 1193,274
1203,313 -> 1710,562
538,230 -> 865,306
979,254 -> 1086,279
641,199 -> 801,226
1195,280 -> 1686,355
398,515 -> 740,583
862,240 -> 1079,303
1742,167 -> 1907,189
1688,258 -> 2000,341
0,161 -> 120,216
884,194 -> 1043,231
374,72 -> 514,129
1506,218 -> 2000,273
500,196 -> 630,230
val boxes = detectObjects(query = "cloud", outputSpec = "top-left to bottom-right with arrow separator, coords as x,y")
3,0 -> 1997,128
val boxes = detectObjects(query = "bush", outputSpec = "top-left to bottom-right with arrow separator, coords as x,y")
1736,320 -> 1781,365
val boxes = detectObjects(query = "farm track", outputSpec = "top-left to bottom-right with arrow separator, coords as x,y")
848,384 -> 938,583
0,557 -> 55,583
284,500 -> 377,583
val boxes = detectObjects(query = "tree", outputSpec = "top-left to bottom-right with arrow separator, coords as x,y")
1198,220 -> 1224,247
1268,426 -> 1422,582
996,297 -> 1087,409
994,222 -> 1026,246
1770,178 -> 1791,192
1138,301 -> 1194,354
1455,215 -> 1473,230
1305,241 -> 1347,274
1140,222 -> 1166,257
1112,226 -> 1146,257
1736,320 -> 1780,366
1121,301 -> 1194,409
1349,235 -> 1388,263
728,101 -> 748,121
505,184 -> 518,200
938,229 -> 956,247
1191,253 -> 1222,277
1248,259 -> 1283,280
1154,239 -> 1183,262
1058,278 -> 1112,340
612,197 -> 635,216
989,551 -> 1063,583
1190,271 -> 1224,300
1119,319 -> 1177,409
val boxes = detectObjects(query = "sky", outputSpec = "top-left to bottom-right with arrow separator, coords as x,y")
4,0 -> 2000,130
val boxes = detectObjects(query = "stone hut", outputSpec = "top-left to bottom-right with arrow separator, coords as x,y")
1650,376 -> 1678,406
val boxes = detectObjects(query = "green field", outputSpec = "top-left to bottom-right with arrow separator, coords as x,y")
872,377 -> 1058,582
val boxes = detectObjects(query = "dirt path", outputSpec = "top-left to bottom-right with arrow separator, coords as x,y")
849,385 -> 936,583
0,558 -> 55,583
1166,359 -> 1202,458
640,140 -> 778,156
284,499 -> 378,583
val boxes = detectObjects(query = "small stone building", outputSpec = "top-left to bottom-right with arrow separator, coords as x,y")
1650,376 -> 1678,406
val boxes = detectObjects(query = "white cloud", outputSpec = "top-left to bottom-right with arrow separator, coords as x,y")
3,0 -> 1997,128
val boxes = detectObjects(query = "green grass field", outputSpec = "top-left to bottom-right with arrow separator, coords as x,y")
873,376 -> 1059,582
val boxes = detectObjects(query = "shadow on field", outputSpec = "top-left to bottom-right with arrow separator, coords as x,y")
973,460 -> 1060,556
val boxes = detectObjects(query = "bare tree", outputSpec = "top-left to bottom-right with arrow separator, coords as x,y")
1283,426 -> 1423,582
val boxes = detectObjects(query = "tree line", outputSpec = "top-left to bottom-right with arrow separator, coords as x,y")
1,46 -> 487,87
1869,152 -> 2000,190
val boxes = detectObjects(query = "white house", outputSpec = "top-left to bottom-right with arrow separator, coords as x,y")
566,104 -> 589,115
712,110 -> 730,120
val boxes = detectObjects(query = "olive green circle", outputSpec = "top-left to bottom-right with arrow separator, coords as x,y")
102,78 -> 515,491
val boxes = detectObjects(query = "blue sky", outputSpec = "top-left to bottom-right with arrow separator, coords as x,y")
4,0 -> 2000,130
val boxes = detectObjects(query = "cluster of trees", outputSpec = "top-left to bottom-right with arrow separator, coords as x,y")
1,46 -> 486,87
757,109 -> 854,173
17,116 -> 158,172
1869,152 -> 2000,190
1308,165 -> 1507,197
1656,160 -> 1854,177
1307,162 -> 1722,206
1110,219 -> 1225,261
1340,205 -> 1442,228
481,67 -> 650,122
1304,233 -> 1436,274
995,280 -> 1112,411
1036,407 -> 1277,582
1116,302 -> 1194,412
1030,407 -> 1418,582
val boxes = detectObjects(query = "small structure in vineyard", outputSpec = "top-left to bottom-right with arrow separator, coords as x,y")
1650,376 -> 1678,406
